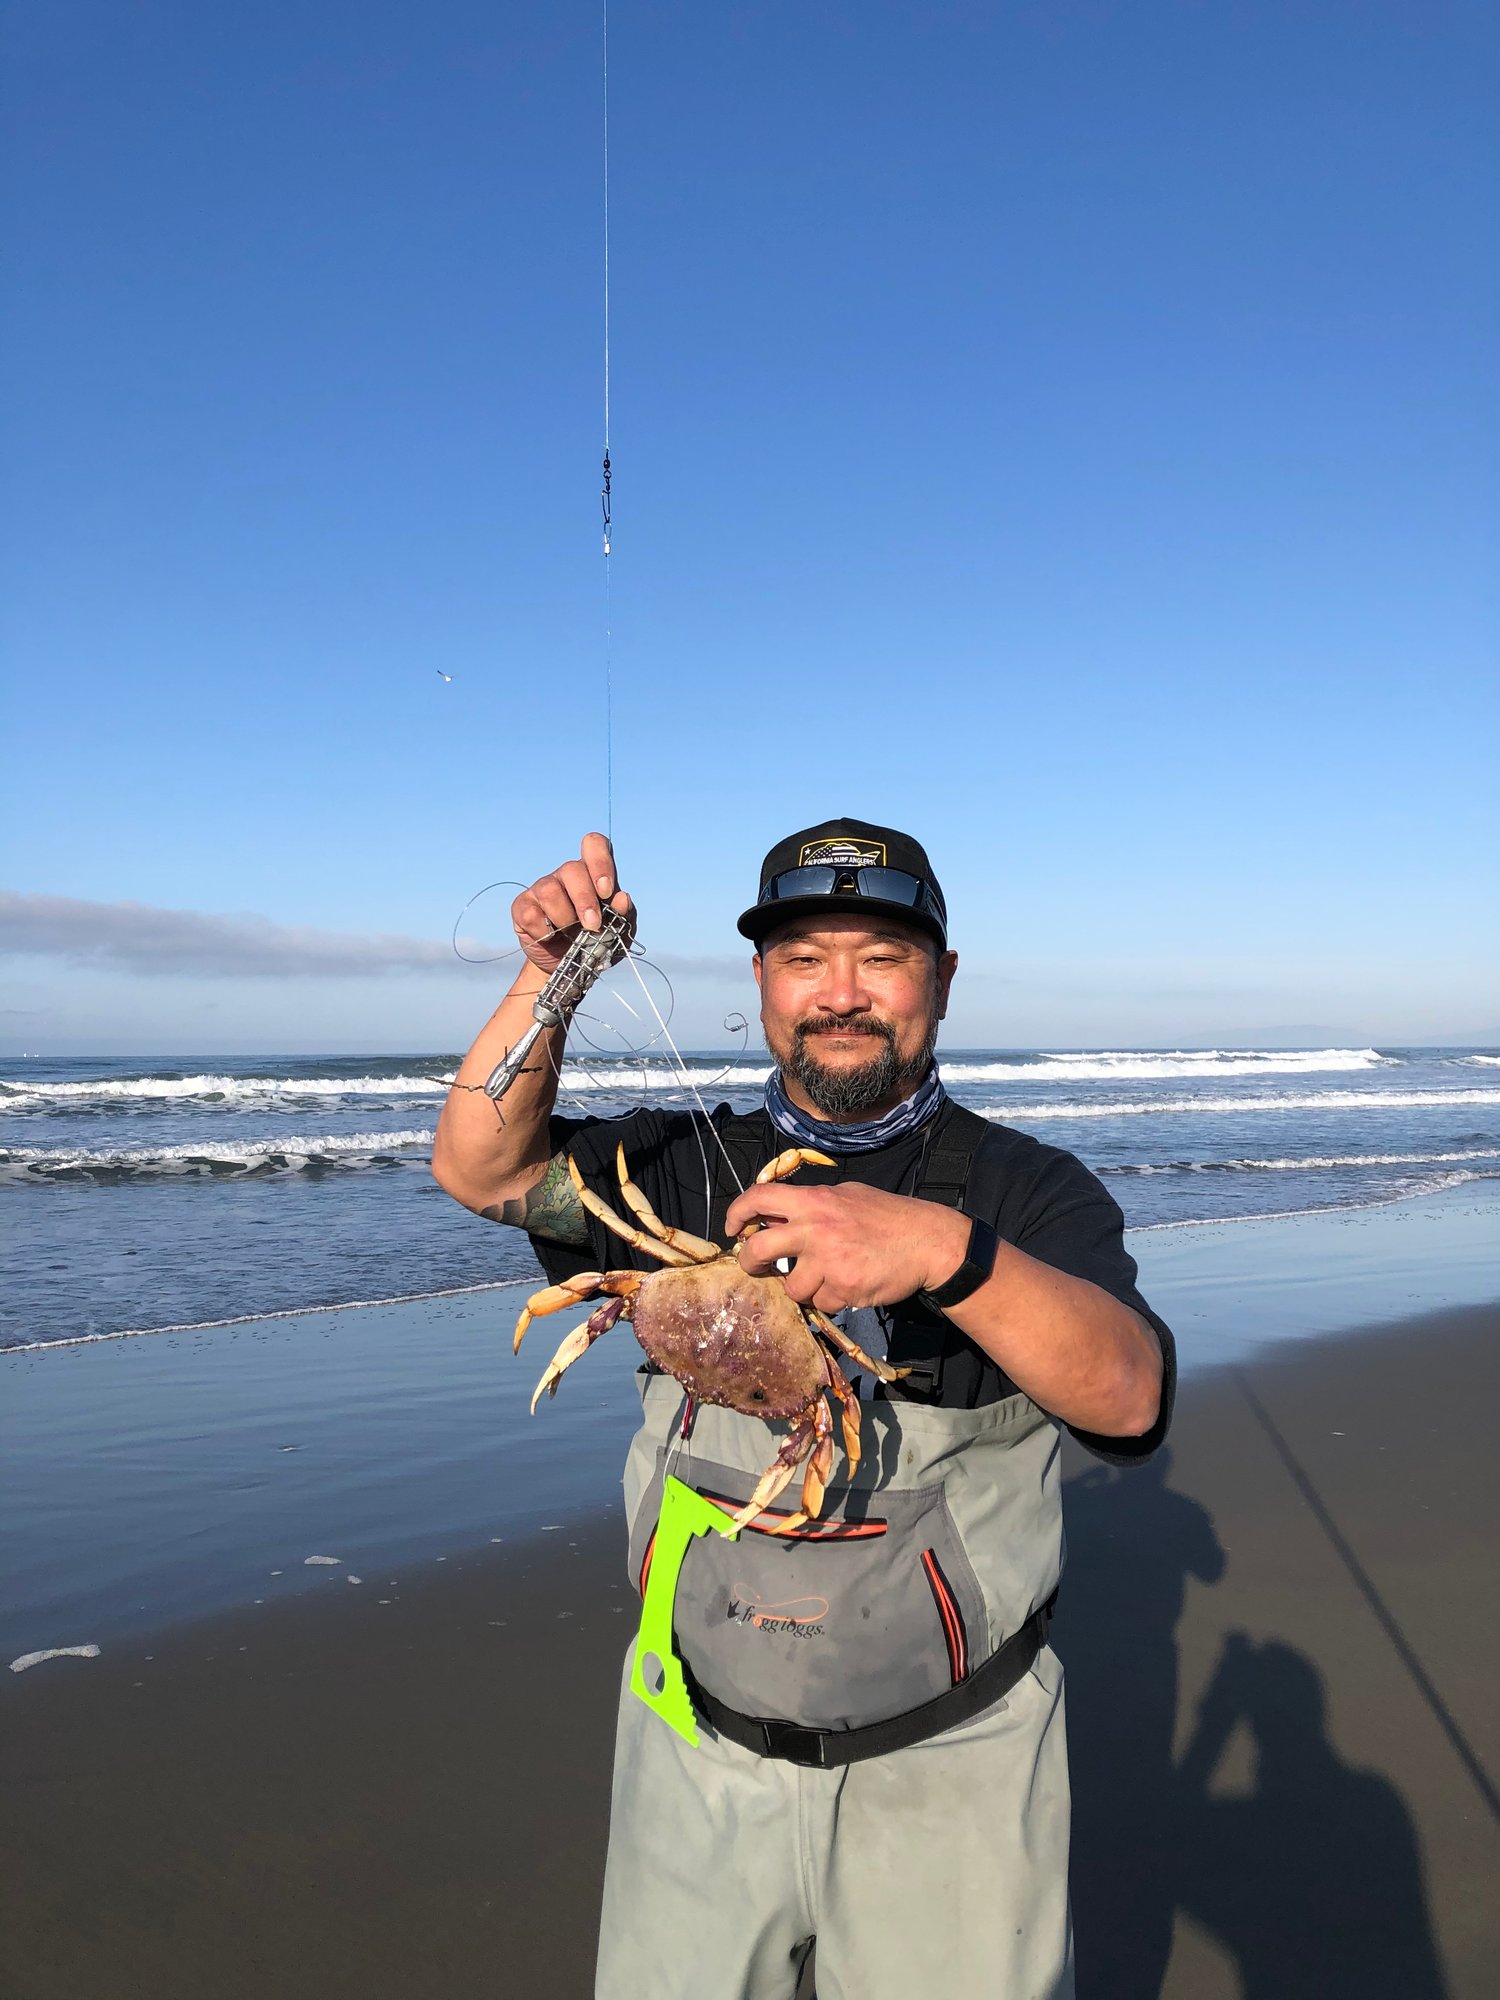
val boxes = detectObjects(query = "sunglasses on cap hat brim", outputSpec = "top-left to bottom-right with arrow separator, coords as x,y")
753,865 -> 946,931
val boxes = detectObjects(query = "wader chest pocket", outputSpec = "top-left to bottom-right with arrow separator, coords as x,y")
629,1452 -> 990,1734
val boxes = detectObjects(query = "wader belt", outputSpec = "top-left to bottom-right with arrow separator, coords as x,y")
684,1595 -> 1055,1769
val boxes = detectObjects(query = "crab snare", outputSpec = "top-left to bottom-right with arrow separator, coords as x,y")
483,903 -> 634,1103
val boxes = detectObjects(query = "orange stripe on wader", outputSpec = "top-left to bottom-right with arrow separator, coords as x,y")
921,1548 -> 969,1683
638,1528 -> 657,1597
699,1489 -> 888,1540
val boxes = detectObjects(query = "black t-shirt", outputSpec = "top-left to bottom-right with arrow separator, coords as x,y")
532,1102 -> 1175,1464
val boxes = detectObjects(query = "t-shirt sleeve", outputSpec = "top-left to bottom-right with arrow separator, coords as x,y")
1002,1149 -> 1176,1465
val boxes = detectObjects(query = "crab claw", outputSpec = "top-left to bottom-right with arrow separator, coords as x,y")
530,1322 -> 595,1411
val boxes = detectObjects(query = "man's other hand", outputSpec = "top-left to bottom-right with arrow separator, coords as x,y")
511,832 -> 636,976
727,1182 -> 969,1314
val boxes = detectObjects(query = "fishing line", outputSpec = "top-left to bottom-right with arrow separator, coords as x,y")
620,951 -> 749,1202
600,0 -> 614,839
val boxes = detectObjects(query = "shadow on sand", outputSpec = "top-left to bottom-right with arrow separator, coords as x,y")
1061,1448 -> 1446,1999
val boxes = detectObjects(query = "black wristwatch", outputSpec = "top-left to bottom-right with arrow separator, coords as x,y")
919,1214 -> 999,1313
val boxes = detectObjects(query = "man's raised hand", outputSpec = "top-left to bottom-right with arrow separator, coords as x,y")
728,1181 -> 970,1315
510,832 -> 636,977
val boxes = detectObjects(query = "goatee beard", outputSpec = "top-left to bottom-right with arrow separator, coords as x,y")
780,1018 -> 935,1120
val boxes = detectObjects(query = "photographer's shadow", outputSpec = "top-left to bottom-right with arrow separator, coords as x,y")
1061,1448 -> 1224,1998
1173,1634 -> 1445,1998
1059,1449 -> 1444,1998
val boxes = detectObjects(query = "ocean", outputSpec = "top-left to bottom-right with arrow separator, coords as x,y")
4,1047 -> 1498,1352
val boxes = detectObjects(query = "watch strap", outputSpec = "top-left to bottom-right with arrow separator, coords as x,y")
919,1214 -> 999,1312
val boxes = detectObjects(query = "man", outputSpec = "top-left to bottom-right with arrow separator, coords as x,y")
433,819 -> 1173,2000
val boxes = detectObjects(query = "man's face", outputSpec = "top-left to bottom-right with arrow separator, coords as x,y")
752,914 -> 958,1121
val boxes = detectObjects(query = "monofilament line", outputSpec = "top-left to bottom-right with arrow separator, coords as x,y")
600,0 -> 614,839
620,952 -> 749,1200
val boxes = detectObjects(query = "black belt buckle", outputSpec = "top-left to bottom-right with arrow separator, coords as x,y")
760,1718 -> 829,1767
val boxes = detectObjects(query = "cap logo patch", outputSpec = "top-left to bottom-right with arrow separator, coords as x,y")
798,838 -> 886,868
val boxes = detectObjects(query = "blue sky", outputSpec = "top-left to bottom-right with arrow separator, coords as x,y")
3,0 -> 1496,1053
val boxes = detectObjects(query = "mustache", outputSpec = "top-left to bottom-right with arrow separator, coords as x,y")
794,1017 -> 894,1043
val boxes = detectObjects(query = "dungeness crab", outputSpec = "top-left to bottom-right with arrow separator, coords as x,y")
513,1144 -> 908,1532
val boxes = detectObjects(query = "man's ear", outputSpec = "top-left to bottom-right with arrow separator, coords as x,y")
935,949 -> 958,1020
752,953 -> 764,995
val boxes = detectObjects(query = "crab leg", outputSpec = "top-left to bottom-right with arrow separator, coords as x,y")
513,1270 -> 639,1352
798,1397 -> 837,1525
613,1144 -> 719,1262
823,1351 -> 862,1480
531,1297 -> 628,1412
768,1395 -> 836,1537
735,1147 -> 838,1246
566,1157 -> 698,1267
809,1307 -> 910,1385
514,1273 -> 603,1352
754,1147 -> 836,1187
730,1408 -> 818,1530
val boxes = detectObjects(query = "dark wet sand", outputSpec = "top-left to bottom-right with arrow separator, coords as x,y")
3,1302 -> 1498,1999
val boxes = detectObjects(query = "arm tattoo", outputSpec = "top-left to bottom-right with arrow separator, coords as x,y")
480,1153 -> 591,1250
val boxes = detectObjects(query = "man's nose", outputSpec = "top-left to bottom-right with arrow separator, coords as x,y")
813,958 -> 871,1014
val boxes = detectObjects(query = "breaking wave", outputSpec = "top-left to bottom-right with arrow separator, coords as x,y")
0,1065 -> 778,1110
1100,1147 -> 1500,1176
2,1129 -> 435,1184
942,1048 -> 1396,1083
0,1048 -> 1403,1109
0,1073 -> 452,1108
559,1063 -> 773,1092
984,1088 -> 1500,1121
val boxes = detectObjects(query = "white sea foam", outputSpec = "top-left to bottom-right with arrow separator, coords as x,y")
983,1088 -> 1500,1121
1132,1168 -> 1500,1230
943,1048 -> 1395,1084
0,1048 -> 1402,1106
1,1274 -> 531,1353
10,1644 -> 100,1673
0,1073 -> 453,1106
2,1128 -> 436,1180
0,1065 -> 774,1106
1101,1147 -> 1500,1176
557,1063 -> 773,1091
1467,1055 -> 1500,1067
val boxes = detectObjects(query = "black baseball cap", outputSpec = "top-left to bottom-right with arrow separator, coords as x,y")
737,817 -> 949,951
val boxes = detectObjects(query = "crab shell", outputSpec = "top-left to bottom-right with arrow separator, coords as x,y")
628,1257 -> 828,1420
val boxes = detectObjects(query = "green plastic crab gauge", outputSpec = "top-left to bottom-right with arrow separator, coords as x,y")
630,1475 -> 740,1745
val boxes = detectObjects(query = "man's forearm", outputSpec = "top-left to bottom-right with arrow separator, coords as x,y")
431,969 -> 566,1214
726,1179 -> 1164,1439
940,1228 -> 1163,1438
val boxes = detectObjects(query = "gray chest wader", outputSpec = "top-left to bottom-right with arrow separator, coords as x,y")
621,1101 -> 1062,1765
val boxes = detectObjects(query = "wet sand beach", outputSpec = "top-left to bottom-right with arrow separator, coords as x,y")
4,1196 -> 1498,1995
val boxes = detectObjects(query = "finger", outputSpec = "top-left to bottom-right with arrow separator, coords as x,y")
811,1284 -> 852,1315
734,1223 -> 802,1276
554,858 -> 603,932
725,1187 -> 805,1239
605,891 -> 637,960
779,1258 -> 828,1307
528,875 -> 587,943
512,888 -> 573,951
581,831 -> 617,902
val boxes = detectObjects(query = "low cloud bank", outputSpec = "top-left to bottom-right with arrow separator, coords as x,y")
0,892 -> 498,980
